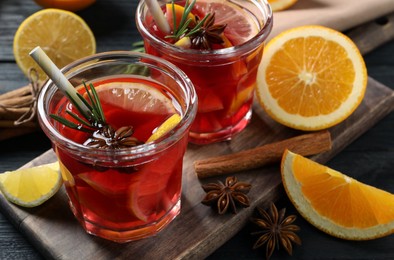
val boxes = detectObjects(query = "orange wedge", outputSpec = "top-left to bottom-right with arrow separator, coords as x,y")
268,0 -> 298,11
256,25 -> 367,131
281,150 -> 394,240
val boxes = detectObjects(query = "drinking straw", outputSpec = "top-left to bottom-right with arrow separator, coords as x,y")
29,46 -> 92,119
145,0 -> 171,34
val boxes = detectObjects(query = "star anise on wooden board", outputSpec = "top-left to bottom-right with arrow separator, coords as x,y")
201,176 -> 251,214
251,203 -> 301,259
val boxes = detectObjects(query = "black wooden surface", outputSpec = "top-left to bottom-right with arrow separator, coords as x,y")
0,0 -> 394,259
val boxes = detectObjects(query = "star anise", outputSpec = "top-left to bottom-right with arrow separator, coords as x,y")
201,176 -> 251,214
83,125 -> 142,149
190,13 -> 227,50
251,203 -> 301,260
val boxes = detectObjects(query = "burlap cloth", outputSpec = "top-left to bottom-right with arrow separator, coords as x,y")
269,0 -> 394,40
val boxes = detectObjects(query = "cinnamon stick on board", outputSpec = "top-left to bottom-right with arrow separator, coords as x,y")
194,130 -> 332,179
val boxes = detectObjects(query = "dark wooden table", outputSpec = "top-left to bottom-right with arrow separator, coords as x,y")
1,0 -> 394,259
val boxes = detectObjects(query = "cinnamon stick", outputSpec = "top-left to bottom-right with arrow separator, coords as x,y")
194,130 -> 332,179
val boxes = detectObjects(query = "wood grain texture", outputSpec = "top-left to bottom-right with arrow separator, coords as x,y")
0,0 -> 394,258
0,78 -> 392,260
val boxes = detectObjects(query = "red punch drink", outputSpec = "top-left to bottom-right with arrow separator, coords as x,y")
37,52 -> 197,242
137,0 -> 273,144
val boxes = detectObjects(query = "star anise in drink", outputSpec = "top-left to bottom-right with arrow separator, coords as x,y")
50,82 -> 142,149
83,125 -> 142,149
201,176 -> 251,214
251,203 -> 301,260
166,0 -> 227,50
190,13 -> 227,50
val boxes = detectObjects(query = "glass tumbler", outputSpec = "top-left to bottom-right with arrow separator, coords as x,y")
136,0 -> 273,144
37,51 -> 197,242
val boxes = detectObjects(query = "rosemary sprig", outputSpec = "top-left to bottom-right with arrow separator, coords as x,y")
50,82 -> 107,132
165,0 -> 210,41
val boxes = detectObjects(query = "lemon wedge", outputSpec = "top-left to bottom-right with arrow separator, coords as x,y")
147,114 -> 182,143
0,162 -> 62,207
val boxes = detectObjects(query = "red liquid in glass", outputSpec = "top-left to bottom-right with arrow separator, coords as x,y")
52,77 -> 187,241
142,0 -> 264,143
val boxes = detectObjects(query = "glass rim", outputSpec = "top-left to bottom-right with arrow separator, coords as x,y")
37,51 -> 197,159
136,0 -> 273,59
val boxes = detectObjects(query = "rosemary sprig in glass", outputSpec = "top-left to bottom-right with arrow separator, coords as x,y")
50,82 -> 107,133
165,0 -> 211,41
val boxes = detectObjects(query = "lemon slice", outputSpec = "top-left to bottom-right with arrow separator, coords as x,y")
13,9 -> 96,81
93,81 -> 176,115
0,162 -> 62,207
147,114 -> 182,143
196,0 -> 259,45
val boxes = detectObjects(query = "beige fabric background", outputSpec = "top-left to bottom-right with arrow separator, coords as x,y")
268,0 -> 394,40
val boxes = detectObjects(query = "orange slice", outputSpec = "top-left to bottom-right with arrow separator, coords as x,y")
33,0 -> 96,11
194,0 -> 259,45
256,25 -> 367,130
268,0 -> 298,11
281,150 -> 394,240
13,9 -> 96,81
92,81 -> 176,115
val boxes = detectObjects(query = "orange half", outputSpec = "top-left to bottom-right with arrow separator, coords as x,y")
257,25 -> 367,130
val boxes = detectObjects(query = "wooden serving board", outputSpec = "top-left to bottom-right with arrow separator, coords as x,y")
0,77 -> 393,259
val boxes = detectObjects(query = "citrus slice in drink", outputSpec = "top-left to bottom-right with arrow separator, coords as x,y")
256,25 -> 367,130
165,3 -> 196,30
33,0 -> 96,11
13,9 -> 96,81
228,85 -> 255,115
147,114 -> 181,143
93,81 -> 176,115
194,0 -> 259,45
268,0 -> 298,11
0,162 -> 62,207
281,150 -> 394,240
197,88 -> 224,113
79,171 -> 149,222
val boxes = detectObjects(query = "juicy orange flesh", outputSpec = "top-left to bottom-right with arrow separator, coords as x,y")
293,155 -> 394,228
266,36 -> 355,117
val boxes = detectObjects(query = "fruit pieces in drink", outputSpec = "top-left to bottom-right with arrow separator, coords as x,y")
143,0 -> 264,142
52,77 -> 186,236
